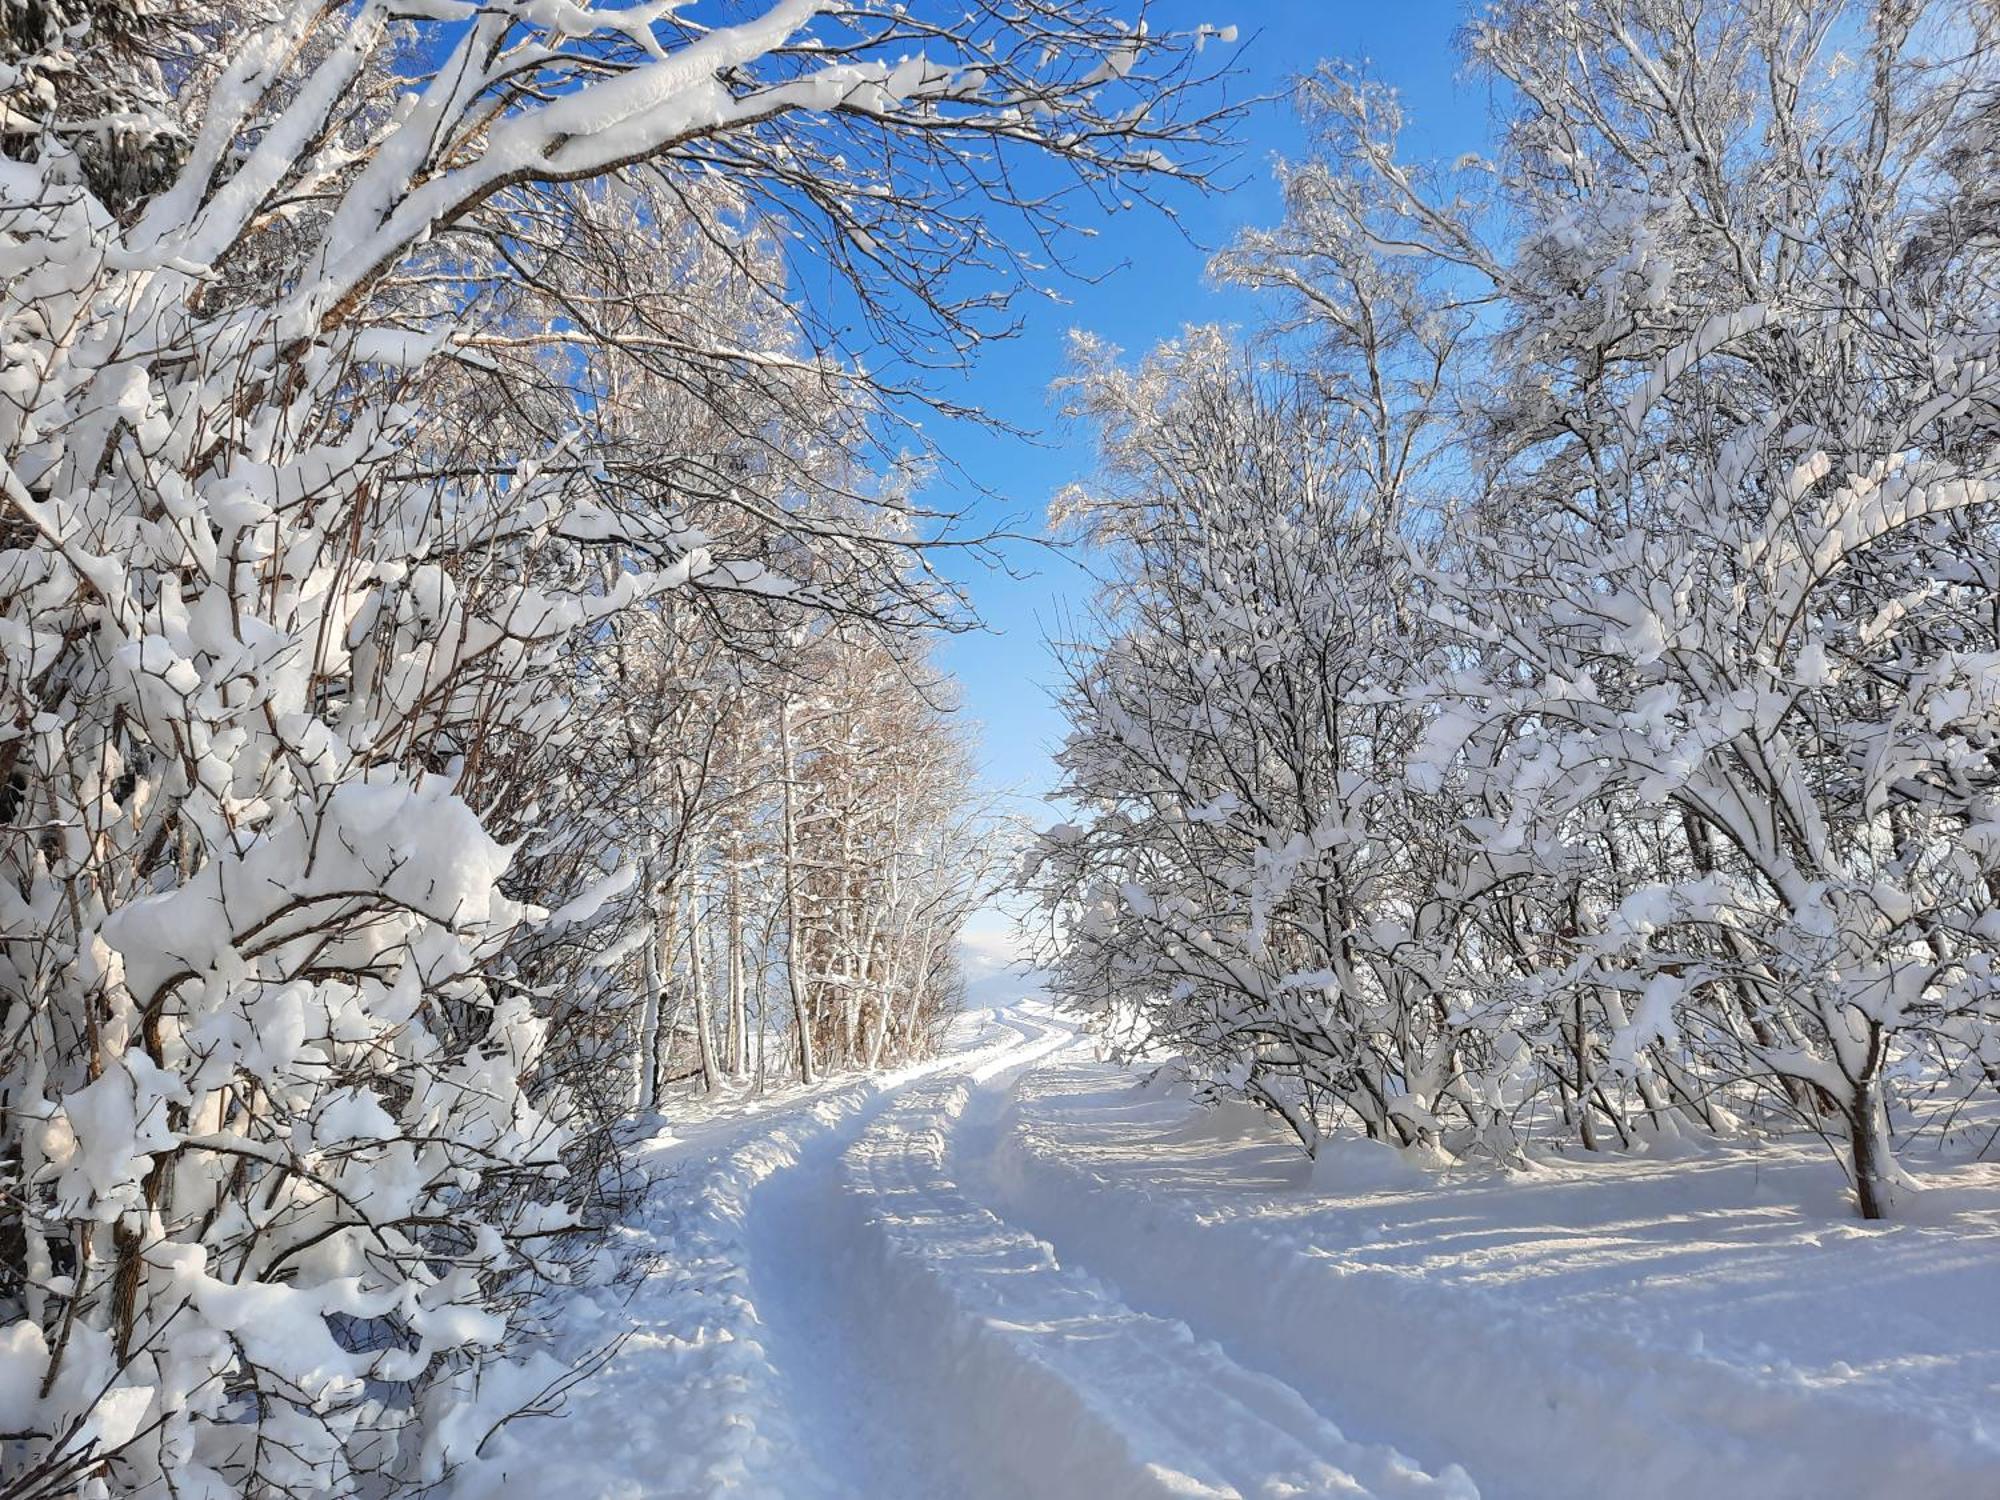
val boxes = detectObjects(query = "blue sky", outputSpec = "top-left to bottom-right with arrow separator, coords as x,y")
921,2 -> 1489,857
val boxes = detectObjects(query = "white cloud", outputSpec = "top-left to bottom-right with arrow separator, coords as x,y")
956,909 -> 1045,1004
958,915 -> 1025,978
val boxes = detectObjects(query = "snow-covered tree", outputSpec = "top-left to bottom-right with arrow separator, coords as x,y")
1035,328 -> 1464,1153
783,631 -> 998,1076
1035,0 -> 2000,1218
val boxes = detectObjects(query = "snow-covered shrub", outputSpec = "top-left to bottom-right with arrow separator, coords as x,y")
1038,329 -> 1478,1155
0,160 -> 605,1494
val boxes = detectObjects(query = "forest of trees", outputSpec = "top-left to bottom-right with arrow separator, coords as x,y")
1031,0 -> 2000,1224
0,0 -> 1221,1494
5,0 -> 1999,1493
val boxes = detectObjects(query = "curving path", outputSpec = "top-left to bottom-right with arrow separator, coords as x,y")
468,995 -> 2000,1500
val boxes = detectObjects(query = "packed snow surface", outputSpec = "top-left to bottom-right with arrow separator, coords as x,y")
460,1000 -> 2000,1499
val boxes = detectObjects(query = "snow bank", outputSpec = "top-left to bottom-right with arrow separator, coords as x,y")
1305,1136 -> 1426,1193
988,1060 -> 2000,1500
1166,1096 -> 1281,1146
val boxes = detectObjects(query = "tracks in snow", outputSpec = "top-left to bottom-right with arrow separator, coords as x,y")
732,1002 -> 1474,1500
841,1073 -> 1471,1499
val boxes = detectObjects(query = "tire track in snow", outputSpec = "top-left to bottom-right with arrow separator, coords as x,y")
460,1007 -> 1045,1499
837,1047 -> 1477,1500
725,1005 -> 1075,1497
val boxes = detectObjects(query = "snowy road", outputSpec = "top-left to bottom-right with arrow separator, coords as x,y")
463,1001 -> 2000,1500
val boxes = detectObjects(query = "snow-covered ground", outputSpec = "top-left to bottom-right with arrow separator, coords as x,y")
460,999 -> 2000,1499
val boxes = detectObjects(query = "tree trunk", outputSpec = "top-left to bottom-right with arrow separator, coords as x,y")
646,873 -> 685,1110
780,698 -> 817,1085
634,859 -> 664,1113
726,864 -> 747,1077
1845,1020 -> 1895,1221
689,875 -> 721,1096
865,943 -> 902,1071
755,970 -> 769,1095
1573,991 -> 1598,1152
892,916 -> 939,1062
